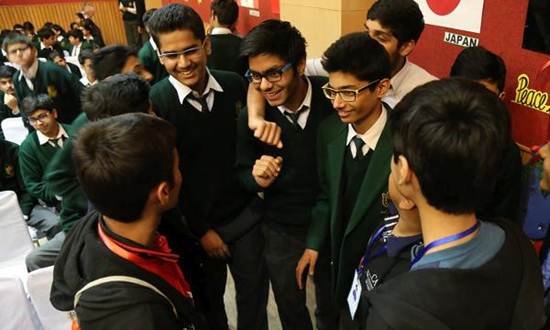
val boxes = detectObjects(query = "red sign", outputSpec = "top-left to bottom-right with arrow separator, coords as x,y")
426,0 -> 461,16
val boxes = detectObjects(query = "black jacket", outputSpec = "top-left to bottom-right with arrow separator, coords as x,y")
50,211 -> 206,330
365,219 -> 545,329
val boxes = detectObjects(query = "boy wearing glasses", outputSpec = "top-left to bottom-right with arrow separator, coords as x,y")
295,33 -> 393,321
2,32 -> 83,124
148,4 -> 267,330
237,20 -> 337,330
19,94 -> 74,271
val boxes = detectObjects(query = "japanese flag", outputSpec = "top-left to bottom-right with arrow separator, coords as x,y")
414,0 -> 486,33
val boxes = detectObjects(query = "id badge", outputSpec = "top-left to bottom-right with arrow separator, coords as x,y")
346,270 -> 362,320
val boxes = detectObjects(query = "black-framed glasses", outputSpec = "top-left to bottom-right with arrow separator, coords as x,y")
28,112 -> 50,125
322,79 -> 381,102
245,62 -> 293,84
158,44 -> 203,61
7,45 -> 30,56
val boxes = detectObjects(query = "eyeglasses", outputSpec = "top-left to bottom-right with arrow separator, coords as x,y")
28,112 -> 50,125
322,79 -> 381,102
158,44 -> 203,61
245,63 -> 293,84
7,45 -> 30,56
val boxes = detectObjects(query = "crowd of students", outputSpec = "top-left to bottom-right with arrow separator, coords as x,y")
0,0 -> 548,329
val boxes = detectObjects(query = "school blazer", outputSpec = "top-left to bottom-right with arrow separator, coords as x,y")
306,113 -> 393,306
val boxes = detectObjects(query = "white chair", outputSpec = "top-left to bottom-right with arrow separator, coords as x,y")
0,191 -> 34,283
1,117 -> 28,145
0,277 -> 42,330
27,266 -> 72,330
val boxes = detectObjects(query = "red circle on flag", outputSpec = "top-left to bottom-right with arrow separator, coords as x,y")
426,0 -> 461,16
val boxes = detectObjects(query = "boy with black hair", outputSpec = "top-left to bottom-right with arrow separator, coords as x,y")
295,33 -> 393,318
207,0 -> 247,77
3,32 -> 83,124
67,29 -> 94,58
237,19 -> 337,330
78,49 -> 96,87
22,21 -> 40,49
49,51 -> 82,79
19,94 -> 74,271
450,46 -> 522,222
80,20 -> 99,48
0,65 -> 21,139
138,8 -> 168,85
364,78 -> 544,328
91,45 -> 152,82
148,4 -> 266,330
50,113 -> 205,330
37,27 -> 64,60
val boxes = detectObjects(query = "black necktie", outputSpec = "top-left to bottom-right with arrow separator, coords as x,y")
351,136 -> 366,159
284,107 -> 306,128
187,93 -> 209,112
49,137 -> 63,148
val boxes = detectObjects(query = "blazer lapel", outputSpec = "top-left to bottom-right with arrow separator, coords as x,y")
344,122 -> 393,236
326,123 -> 347,234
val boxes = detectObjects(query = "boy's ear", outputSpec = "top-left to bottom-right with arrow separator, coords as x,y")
397,196 -> 416,211
376,78 -> 391,98
296,57 -> 306,76
155,181 -> 171,207
204,37 -> 212,56
52,109 -> 58,119
396,154 -> 412,185
398,40 -> 415,58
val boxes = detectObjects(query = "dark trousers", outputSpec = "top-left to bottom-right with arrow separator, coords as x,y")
182,223 -> 268,330
263,224 -> 339,330
123,19 -> 142,49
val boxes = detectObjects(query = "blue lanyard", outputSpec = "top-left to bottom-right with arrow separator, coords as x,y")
410,221 -> 480,266
358,225 -> 387,275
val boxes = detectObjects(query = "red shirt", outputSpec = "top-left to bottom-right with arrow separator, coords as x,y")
97,220 -> 193,300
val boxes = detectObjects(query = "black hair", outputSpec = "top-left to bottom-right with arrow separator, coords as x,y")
367,0 -> 425,44
148,3 -> 206,48
240,19 -> 306,69
52,24 -> 65,34
81,19 -> 94,33
2,31 -> 33,52
78,49 -> 94,66
67,29 -> 83,41
76,12 -> 85,20
142,8 -> 157,28
22,21 -> 35,33
37,27 -> 54,41
0,65 -> 16,79
48,50 -> 64,61
322,32 -> 391,88
81,73 -> 151,121
389,78 -> 509,214
450,46 -> 507,93
22,94 -> 56,116
70,22 -> 80,31
91,45 -> 137,81
211,0 -> 239,27
73,113 -> 177,222
13,24 -> 24,31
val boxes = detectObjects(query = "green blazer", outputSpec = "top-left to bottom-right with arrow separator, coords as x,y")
306,112 -> 393,306
67,40 -> 96,55
138,40 -> 168,85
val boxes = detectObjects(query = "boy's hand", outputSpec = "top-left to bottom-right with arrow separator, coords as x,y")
252,155 -> 283,188
249,118 -> 283,149
4,94 -> 18,112
200,229 -> 230,258
295,249 -> 318,289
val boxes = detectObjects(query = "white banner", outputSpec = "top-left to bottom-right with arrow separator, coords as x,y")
415,0 -> 485,33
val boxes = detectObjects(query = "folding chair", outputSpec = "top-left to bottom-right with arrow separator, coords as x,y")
1,117 -> 28,145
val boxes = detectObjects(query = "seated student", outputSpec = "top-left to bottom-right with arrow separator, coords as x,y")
138,9 -> 168,85
450,46 -> 522,222
237,19 -> 337,329
92,45 -> 153,82
50,113 -> 205,330
78,50 -> 96,87
23,21 -> 40,50
37,26 -> 64,60
364,79 -> 544,329
51,24 -> 68,49
207,0 -> 247,77
66,29 -> 93,58
0,65 -> 21,139
1,139 -> 60,239
3,32 -> 83,124
295,32 -> 393,321
80,20 -> 99,50
19,94 -> 74,271
249,0 -> 436,147
49,51 -> 82,79
148,4 -> 267,329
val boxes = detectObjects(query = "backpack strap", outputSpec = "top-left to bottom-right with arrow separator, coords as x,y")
73,275 -> 178,318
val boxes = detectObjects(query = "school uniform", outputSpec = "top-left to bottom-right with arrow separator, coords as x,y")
138,38 -> 168,85
236,76 -> 338,329
207,27 -> 247,77
68,40 -> 94,58
13,60 -> 83,124
119,0 -> 142,48
0,91 -> 21,140
19,123 -> 74,271
151,70 -> 268,330
306,103 -> 393,309
383,59 -> 437,108
38,43 -> 65,61
65,62 -> 82,79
